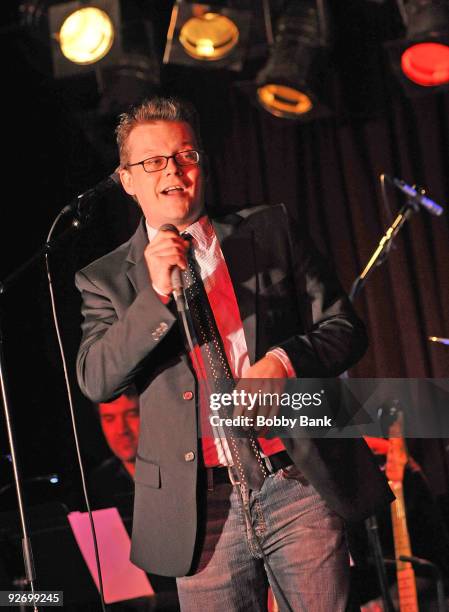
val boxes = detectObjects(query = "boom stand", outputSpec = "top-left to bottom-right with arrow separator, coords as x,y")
349,198 -> 420,611
349,202 -> 417,302
0,218 -> 82,610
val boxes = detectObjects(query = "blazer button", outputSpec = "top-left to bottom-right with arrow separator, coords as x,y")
183,391 -> 194,400
184,451 -> 195,462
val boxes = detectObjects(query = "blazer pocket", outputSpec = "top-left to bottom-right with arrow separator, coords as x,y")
135,455 -> 161,489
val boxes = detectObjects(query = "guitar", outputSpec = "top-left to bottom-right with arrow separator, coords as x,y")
385,406 -> 419,612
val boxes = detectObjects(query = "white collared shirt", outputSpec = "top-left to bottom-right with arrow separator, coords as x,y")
147,216 -> 293,465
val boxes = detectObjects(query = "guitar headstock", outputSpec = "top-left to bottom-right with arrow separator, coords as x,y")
384,400 -> 408,482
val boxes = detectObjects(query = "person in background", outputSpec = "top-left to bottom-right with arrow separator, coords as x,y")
90,389 -> 180,611
99,389 -> 140,478
89,388 -> 140,508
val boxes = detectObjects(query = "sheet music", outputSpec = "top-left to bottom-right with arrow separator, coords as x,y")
68,508 -> 154,603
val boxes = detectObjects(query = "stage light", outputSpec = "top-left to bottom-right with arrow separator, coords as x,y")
58,6 -> 114,65
163,1 -> 251,71
49,0 -> 121,78
400,0 -> 449,86
255,0 -> 332,120
257,85 -> 313,117
401,42 -> 449,85
97,49 -> 161,117
386,0 -> 449,93
179,11 -> 239,60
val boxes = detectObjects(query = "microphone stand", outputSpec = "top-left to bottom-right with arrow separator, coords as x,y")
0,215 -> 82,609
349,195 -> 423,611
349,200 -> 418,302
365,516 -> 395,612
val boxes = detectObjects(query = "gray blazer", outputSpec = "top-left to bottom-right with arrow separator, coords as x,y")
76,204 -> 393,577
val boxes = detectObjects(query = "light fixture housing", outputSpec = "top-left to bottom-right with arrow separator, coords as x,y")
255,0 -> 332,120
49,0 -> 121,78
163,1 -> 251,71
386,0 -> 449,95
97,20 -> 161,118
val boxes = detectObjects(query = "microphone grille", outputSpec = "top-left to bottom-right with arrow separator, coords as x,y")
159,223 -> 179,235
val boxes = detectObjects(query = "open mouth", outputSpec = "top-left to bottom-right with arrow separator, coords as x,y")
161,185 -> 185,195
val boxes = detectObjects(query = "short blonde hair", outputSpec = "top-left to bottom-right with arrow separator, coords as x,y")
116,96 -> 202,166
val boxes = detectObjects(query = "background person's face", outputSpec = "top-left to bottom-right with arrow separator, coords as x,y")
120,120 -> 205,231
98,395 -> 140,463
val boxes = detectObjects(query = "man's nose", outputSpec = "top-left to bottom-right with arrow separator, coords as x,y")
117,416 -> 131,434
165,156 -> 183,174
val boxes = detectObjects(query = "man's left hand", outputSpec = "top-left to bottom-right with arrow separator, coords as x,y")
244,354 -> 287,380
233,355 -> 287,433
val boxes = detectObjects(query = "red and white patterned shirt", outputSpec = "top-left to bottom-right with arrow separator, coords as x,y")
148,216 -> 293,466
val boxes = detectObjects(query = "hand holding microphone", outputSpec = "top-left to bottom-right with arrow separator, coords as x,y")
144,223 -> 190,307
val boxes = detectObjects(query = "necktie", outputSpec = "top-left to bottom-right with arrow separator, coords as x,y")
182,235 -> 268,491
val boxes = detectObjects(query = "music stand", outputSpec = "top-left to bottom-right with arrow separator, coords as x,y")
0,502 -> 100,608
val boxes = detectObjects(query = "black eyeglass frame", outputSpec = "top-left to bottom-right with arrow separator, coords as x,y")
126,149 -> 203,173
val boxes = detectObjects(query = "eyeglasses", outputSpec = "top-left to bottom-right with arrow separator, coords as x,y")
126,149 -> 202,173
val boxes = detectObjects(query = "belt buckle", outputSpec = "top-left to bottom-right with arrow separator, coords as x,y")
227,465 -> 241,486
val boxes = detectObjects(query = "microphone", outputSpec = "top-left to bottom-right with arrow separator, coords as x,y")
388,175 -> 444,216
159,223 -> 186,312
61,172 -> 121,217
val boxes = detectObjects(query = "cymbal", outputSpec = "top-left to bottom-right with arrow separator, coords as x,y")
429,336 -> 449,346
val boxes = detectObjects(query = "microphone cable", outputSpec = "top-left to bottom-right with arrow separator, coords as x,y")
45,209 -> 107,612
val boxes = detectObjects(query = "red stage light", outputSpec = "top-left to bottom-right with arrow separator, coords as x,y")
401,42 -> 449,86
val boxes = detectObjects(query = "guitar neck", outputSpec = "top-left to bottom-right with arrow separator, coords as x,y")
389,481 -> 419,612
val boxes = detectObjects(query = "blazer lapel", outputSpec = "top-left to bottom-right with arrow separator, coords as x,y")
212,214 -> 258,365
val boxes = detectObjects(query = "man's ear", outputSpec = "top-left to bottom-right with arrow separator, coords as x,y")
119,167 -> 136,196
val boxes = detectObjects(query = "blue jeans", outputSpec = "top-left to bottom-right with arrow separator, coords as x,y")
176,466 -> 350,611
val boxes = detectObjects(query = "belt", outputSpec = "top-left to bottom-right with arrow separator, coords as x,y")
204,450 -> 293,489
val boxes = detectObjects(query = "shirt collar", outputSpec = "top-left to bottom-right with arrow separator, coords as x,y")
146,215 -> 214,251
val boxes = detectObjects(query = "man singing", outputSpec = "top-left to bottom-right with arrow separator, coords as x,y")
76,96 -> 392,611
